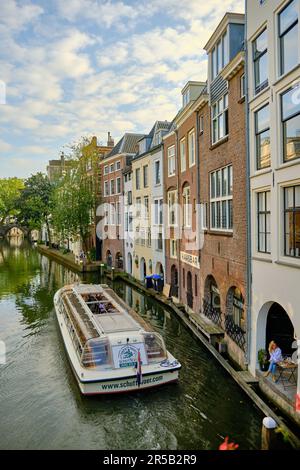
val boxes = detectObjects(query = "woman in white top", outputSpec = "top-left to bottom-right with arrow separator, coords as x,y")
264,340 -> 283,381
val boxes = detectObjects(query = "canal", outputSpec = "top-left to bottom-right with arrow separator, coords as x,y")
0,239 -> 263,450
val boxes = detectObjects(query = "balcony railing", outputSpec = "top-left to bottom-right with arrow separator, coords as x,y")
225,315 -> 246,352
203,299 -> 222,326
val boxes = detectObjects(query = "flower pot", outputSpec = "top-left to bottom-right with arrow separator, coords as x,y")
260,362 -> 269,372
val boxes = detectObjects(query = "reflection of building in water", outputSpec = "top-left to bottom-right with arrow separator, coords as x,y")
7,236 -> 23,248
6,227 -> 24,238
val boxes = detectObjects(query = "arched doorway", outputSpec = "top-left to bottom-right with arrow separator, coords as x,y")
266,303 -> 295,356
140,257 -> 146,282
170,265 -> 178,298
127,253 -> 132,274
203,275 -> 221,324
187,271 -> 193,309
156,262 -> 164,279
115,252 -> 123,269
6,227 -> 24,238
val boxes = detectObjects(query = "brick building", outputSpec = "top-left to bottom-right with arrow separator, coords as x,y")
199,13 -> 247,368
100,133 -> 144,268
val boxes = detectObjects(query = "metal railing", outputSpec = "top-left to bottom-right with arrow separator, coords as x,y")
225,315 -> 246,352
203,299 -> 222,326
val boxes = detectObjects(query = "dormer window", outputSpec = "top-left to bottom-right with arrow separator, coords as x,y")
211,29 -> 229,80
183,89 -> 190,107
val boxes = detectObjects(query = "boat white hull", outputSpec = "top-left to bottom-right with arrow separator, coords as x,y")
54,290 -> 181,396
77,370 -> 179,395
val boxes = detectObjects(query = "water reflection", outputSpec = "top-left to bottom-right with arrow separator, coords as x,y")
0,239 -> 263,450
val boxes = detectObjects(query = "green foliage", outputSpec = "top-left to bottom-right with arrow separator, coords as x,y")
258,349 -> 268,364
89,247 -> 97,261
18,173 -> 54,244
0,177 -> 24,224
51,138 -> 98,251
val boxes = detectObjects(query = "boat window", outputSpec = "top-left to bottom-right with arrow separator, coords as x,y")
81,338 -> 112,368
143,333 -> 167,363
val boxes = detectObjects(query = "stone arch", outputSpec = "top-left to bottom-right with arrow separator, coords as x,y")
156,262 -> 164,279
226,286 -> 245,330
256,301 -> 296,364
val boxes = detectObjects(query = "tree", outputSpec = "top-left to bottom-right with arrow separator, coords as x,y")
0,178 -> 24,225
19,173 -> 54,245
51,137 -> 100,254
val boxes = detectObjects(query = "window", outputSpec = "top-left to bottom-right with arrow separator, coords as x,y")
183,186 -> 191,227
188,130 -> 195,167
168,190 -> 177,226
143,165 -> 148,188
154,199 -> 163,225
116,161 -> 121,170
147,228 -> 151,247
128,213 -> 133,231
284,185 -> 300,258
212,93 -> 228,144
170,239 -> 177,258
195,275 -> 198,297
127,191 -> 132,205
135,168 -> 141,190
104,165 -> 109,175
110,163 -> 115,173
110,203 -> 115,225
253,28 -> 268,94
183,89 -> 190,107
168,145 -> 176,176
110,179 -> 115,195
240,74 -> 245,98
116,177 -> 121,194
255,104 -> 271,169
154,160 -> 161,184
180,138 -> 186,172
210,165 -> 233,231
200,203 -> 208,230
281,86 -> 300,162
116,202 -> 121,225
279,0 -> 299,76
104,181 -> 109,197
136,197 -> 141,217
211,29 -> 229,80
257,191 -> 271,253
157,232 -> 163,251
125,212 -> 128,232
199,115 -> 204,133
144,196 -> 149,219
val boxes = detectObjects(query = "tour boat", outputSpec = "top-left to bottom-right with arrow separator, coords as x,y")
54,284 -> 181,395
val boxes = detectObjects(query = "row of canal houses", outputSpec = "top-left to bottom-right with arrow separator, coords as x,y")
99,2 -> 300,423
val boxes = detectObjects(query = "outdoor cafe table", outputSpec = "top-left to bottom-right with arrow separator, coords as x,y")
276,361 -> 297,389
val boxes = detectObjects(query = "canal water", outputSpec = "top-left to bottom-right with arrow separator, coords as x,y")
0,239 -> 263,450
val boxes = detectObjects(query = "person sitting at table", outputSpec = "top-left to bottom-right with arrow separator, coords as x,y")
264,340 -> 283,381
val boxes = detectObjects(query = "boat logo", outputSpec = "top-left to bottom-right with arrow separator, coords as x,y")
118,345 -> 138,368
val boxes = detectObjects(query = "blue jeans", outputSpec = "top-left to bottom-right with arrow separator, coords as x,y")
268,361 -> 277,374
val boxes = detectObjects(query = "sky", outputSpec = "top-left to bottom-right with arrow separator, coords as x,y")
0,0 -> 244,178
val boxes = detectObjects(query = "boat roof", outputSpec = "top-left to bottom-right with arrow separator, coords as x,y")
72,284 -> 141,335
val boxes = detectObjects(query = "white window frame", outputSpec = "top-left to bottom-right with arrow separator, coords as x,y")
170,239 -> 177,258
116,177 -> 121,194
180,137 -> 186,172
240,73 -> 245,98
212,93 -> 228,144
210,165 -> 233,232
110,179 -> 115,195
135,168 -> 141,190
154,159 -> 161,185
168,145 -> 176,176
168,190 -> 177,227
116,161 -> 121,170
104,180 -> 109,197
104,165 -> 109,175
110,163 -> 115,173
188,130 -> 195,167
183,186 -> 191,228
211,28 -> 229,80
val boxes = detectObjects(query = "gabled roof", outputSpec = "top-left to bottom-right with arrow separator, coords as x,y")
133,120 -> 172,160
107,133 -> 145,158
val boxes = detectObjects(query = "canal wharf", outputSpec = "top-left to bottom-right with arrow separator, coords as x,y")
36,244 -> 101,272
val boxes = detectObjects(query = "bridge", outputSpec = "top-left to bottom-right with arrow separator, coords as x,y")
0,223 -> 30,238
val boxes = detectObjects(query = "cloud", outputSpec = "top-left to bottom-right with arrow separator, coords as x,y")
0,0 -> 43,32
0,139 -> 12,152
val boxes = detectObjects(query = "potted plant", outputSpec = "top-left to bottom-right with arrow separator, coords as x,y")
258,349 -> 269,371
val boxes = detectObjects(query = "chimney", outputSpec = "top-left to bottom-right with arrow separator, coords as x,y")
107,132 -> 114,148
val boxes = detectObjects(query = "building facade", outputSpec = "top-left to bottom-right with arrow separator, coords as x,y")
123,165 -> 134,275
246,0 -> 300,419
100,133 -> 144,268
